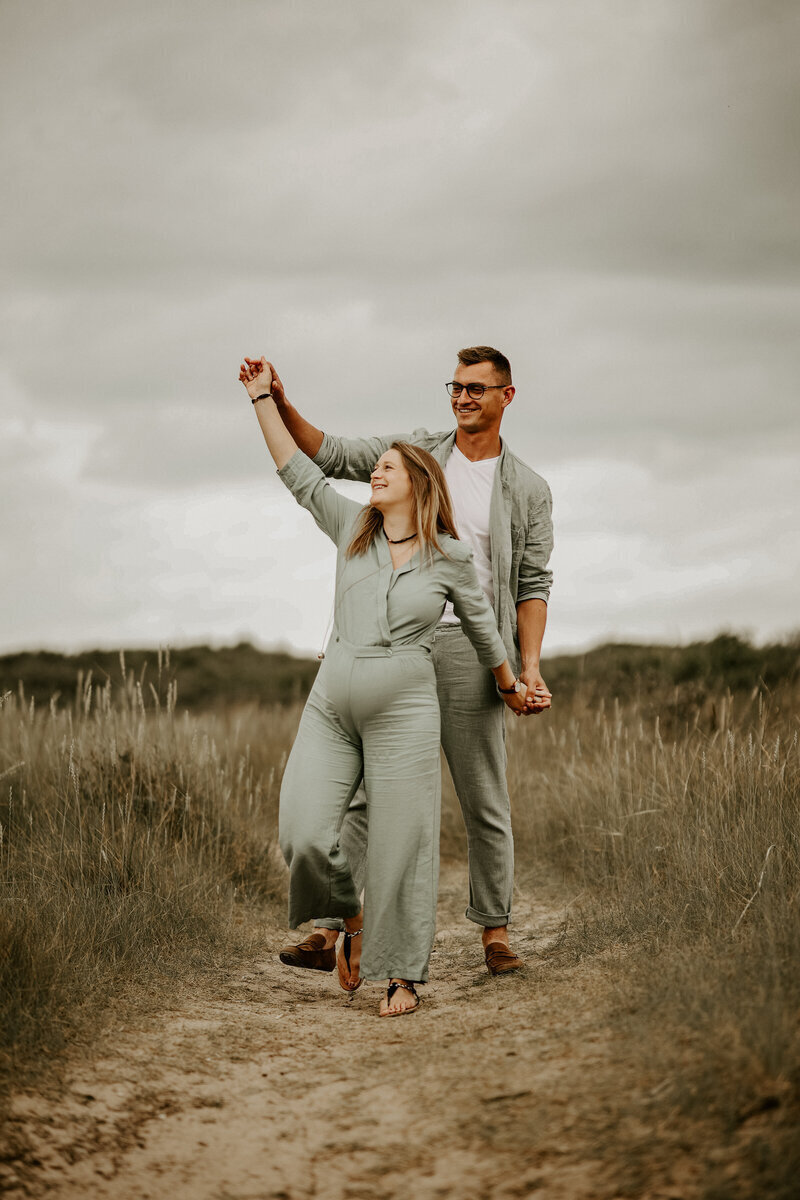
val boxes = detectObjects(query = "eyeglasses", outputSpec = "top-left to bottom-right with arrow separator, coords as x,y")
446,382 -> 509,400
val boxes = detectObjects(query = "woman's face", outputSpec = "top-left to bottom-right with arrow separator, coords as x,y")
369,449 -> 413,511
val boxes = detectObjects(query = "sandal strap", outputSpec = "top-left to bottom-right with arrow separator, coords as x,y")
386,980 -> 419,1002
342,928 -> 362,970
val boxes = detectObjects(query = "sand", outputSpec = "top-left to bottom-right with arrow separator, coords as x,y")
2,864 -> 726,1200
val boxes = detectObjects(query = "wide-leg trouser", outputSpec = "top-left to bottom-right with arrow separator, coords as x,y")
279,640 -> 442,982
316,621 -> 513,932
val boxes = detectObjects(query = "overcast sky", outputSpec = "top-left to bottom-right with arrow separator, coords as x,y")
1,0 -> 798,659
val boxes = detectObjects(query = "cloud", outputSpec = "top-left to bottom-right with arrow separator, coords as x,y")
2,1 -> 798,285
1,0 -> 798,653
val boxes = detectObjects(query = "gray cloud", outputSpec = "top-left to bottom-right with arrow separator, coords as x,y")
1,0 -> 798,654
2,1 -> 798,284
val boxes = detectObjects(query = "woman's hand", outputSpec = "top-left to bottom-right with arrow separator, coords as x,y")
239,356 -> 274,401
491,661 -> 529,716
238,355 -> 297,470
501,685 -> 529,717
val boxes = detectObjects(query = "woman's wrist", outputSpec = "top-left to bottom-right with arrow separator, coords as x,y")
497,677 -> 521,695
492,662 -> 517,692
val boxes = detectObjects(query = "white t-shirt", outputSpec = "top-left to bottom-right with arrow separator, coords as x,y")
441,443 -> 500,624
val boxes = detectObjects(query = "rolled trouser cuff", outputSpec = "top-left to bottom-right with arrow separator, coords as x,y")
313,918 -> 344,932
465,905 -> 510,928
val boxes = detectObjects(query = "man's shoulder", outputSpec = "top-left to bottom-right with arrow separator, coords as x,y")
406,427 -> 454,450
501,442 -> 551,500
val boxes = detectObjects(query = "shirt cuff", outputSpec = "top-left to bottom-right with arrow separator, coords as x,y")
312,432 -> 337,471
477,639 -> 509,671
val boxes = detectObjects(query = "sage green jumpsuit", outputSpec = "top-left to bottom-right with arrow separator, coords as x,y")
277,450 -> 507,983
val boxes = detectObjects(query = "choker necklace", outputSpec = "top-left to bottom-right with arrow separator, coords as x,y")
385,531 -> 418,545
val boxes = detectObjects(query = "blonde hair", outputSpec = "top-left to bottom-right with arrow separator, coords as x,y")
346,442 -> 459,560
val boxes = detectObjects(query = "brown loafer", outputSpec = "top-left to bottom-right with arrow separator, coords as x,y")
484,942 -> 524,976
278,932 -> 336,973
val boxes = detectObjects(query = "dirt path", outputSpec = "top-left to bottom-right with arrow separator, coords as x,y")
4,865 -> 678,1200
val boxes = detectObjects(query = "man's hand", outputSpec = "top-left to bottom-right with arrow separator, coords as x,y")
519,666 -> 552,715
268,363 -> 287,407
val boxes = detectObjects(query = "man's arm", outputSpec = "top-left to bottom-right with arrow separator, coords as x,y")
266,360 -> 423,482
267,363 -> 324,459
516,481 -> 554,714
517,599 -> 551,713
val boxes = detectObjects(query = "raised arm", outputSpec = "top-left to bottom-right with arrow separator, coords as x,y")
239,356 -> 360,544
240,357 -> 297,468
263,361 -> 325,460
249,358 -> 414,483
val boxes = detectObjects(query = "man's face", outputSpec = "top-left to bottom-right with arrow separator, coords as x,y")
449,361 -> 514,433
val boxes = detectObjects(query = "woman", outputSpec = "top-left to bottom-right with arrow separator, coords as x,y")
239,356 -> 528,1016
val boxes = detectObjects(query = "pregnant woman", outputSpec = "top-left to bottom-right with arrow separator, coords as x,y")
239,356 -> 528,1016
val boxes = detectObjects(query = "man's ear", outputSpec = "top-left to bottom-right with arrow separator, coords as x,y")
501,386 -> 515,409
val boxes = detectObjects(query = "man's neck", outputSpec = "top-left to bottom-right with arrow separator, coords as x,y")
454,427 -> 503,462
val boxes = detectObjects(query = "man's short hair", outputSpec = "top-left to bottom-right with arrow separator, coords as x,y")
457,345 -> 512,385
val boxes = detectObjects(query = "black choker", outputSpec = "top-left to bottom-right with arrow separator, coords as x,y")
385,531 -> 418,545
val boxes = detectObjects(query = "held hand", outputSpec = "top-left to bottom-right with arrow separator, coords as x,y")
269,364 -> 287,406
238,356 -> 274,401
501,686 -> 529,717
519,667 -> 552,715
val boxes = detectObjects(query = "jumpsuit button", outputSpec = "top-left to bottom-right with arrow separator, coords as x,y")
386,648 -> 393,656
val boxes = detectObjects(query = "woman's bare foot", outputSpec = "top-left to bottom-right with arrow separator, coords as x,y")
337,914 -> 363,991
379,979 -> 421,1017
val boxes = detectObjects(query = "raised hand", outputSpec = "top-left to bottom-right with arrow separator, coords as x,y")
238,356 -> 274,401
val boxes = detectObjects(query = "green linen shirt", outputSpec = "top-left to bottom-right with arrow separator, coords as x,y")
278,450 -> 508,669
313,428 -> 554,669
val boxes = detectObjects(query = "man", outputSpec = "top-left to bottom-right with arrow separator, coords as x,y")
271,346 -> 553,979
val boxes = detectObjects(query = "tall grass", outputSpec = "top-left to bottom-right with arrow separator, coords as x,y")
507,682 -> 800,1184
509,686 -> 799,943
2,659 -> 798,1188
0,659 -> 294,1086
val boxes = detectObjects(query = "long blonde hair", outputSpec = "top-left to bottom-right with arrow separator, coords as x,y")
346,442 -> 459,560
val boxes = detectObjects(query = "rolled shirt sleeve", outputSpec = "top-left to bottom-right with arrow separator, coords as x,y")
277,449 -> 363,545
516,484 -> 554,604
312,431 -> 405,483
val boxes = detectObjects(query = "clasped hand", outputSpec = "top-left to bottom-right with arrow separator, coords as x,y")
502,678 -> 552,717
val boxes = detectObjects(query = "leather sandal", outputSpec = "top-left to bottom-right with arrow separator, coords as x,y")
278,931 -> 336,972
337,928 -> 363,991
484,941 -> 524,975
379,979 -> 421,1017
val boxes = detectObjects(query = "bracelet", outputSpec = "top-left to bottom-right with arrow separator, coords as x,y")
251,392 -> 272,404
498,678 -> 521,695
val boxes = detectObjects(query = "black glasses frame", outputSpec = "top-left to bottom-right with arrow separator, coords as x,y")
445,382 -> 509,400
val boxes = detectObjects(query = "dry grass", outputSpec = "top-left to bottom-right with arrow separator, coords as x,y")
2,660 -> 799,1194
507,683 -> 800,1196
0,658 -> 295,1091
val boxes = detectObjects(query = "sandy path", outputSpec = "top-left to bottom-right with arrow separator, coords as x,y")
5,865 -> 651,1200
